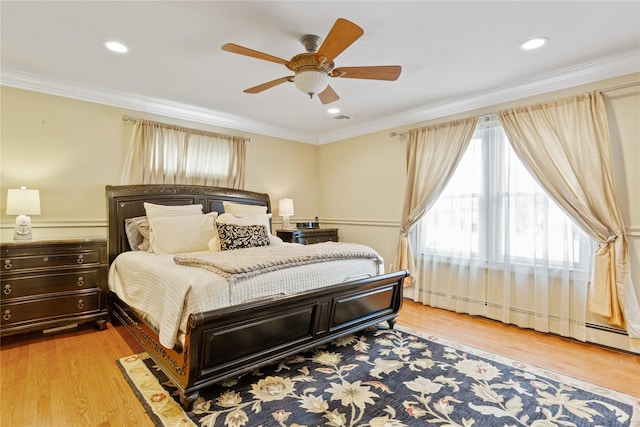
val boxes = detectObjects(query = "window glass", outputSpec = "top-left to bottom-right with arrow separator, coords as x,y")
417,121 -> 590,270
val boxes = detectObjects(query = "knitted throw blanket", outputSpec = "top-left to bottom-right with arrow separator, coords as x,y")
173,242 -> 382,283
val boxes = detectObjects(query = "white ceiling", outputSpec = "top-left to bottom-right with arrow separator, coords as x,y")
2,1 -> 639,144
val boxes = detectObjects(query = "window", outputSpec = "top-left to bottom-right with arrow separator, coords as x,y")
415,120 -> 592,271
122,119 -> 246,188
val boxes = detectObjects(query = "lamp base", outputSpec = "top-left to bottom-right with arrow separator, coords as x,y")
282,215 -> 293,230
14,215 -> 33,240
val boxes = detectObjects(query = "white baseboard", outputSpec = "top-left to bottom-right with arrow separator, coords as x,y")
406,288 -> 638,354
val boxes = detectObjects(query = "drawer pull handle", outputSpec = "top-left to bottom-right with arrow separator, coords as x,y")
43,256 -> 49,262
77,276 -> 84,287
3,284 -> 11,295
3,260 -> 11,270
77,255 -> 84,264
3,310 -> 10,321
77,299 -> 84,309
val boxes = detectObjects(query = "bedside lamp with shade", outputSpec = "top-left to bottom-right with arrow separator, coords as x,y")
6,187 -> 41,240
278,198 -> 295,229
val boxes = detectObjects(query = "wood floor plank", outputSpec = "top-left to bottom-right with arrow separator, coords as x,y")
397,299 -> 640,397
1,299 -> 637,427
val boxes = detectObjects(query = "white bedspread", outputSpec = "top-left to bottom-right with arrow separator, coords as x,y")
108,246 -> 383,349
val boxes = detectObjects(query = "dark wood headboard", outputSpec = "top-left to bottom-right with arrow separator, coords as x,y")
106,185 -> 271,264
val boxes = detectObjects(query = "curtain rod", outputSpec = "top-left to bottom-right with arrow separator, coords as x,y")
389,113 -> 496,138
389,81 -> 640,139
121,114 -> 253,143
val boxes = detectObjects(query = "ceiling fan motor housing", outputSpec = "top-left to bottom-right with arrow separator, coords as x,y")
286,53 -> 334,74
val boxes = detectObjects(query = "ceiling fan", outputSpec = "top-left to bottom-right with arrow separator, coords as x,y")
221,18 -> 402,105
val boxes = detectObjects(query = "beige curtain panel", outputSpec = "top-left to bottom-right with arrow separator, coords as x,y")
498,91 -> 640,340
393,117 -> 479,286
121,119 -> 246,189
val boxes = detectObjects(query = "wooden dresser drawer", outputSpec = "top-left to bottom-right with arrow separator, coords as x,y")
0,238 -> 108,337
1,291 -> 100,327
1,270 -> 101,301
2,248 -> 103,272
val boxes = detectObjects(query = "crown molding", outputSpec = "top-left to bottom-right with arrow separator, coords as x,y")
0,69 -> 320,144
2,49 -> 638,145
317,50 -> 640,144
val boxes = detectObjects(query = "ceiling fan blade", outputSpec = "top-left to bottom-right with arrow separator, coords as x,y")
316,18 -> 364,63
318,85 -> 340,105
243,76 -> 292,94
221,43 -> 289,65
332,66 -> 402,81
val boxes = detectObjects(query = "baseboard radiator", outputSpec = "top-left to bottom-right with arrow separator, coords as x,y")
408,289 -> 631,350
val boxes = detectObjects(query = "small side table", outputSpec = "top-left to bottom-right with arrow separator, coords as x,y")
276,228 -> 339,245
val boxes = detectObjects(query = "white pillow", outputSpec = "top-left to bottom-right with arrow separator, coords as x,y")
269,234 -> 284,246
144,202 -> 203,219
222,201 -> 268,215
148,212 -> 218,254
216,212 -> 272,232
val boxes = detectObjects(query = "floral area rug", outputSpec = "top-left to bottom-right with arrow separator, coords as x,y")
117,325 -> 639,427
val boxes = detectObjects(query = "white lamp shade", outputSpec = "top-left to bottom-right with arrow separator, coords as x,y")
294,70 -> 329,97
6,188 -> 41,215
278,198 -> 295,216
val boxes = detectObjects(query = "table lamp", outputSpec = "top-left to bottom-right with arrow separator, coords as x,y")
278,198 -> 295,229
6,187 -> 41,240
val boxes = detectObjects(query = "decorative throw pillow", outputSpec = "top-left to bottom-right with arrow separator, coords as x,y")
222,201 -> 268,215
148,212 -> 218,254
216,212 -> 272,234
217,223 -> 270,251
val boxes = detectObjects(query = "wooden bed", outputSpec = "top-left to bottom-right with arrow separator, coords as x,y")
106,184 -> 408,408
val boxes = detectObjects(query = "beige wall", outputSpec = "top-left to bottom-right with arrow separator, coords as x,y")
0,86 -> 319,239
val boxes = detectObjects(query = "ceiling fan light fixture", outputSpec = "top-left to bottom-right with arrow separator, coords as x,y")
294,70 -> 329,98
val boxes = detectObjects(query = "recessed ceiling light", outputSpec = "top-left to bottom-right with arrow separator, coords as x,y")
328,108 -> 340,115
104,41 -> 128,53
521,37 -> 548,50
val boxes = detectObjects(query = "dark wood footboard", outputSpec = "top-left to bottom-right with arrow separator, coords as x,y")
110,269 -> 407,407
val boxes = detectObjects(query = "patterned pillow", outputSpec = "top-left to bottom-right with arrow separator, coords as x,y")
217,223 -> 270,251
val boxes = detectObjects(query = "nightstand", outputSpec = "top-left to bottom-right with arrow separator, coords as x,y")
276,228 -> 339,245
0,237 -> 109,337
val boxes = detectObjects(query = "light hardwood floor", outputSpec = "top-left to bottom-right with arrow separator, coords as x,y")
1,299 -> 638,426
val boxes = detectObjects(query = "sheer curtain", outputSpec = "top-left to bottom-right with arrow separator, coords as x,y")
393,117 -> 479,287
499,91 -> 640,340
411,120 -> 595,341
121,119 -> 246,188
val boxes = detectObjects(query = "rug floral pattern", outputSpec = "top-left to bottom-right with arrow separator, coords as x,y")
118,326 -> 638,427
